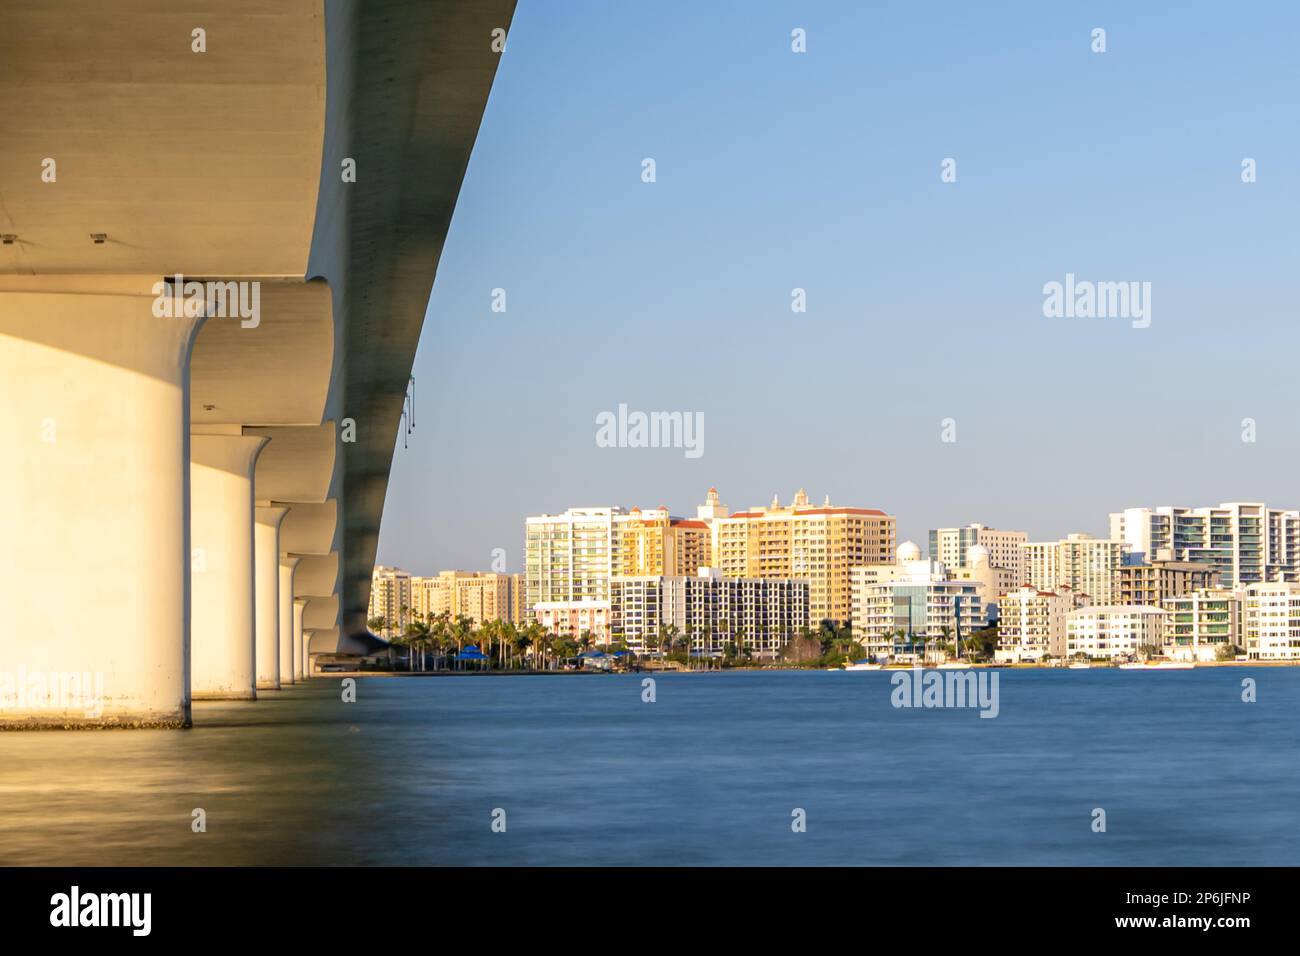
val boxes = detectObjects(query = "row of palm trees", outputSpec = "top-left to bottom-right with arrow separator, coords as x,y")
369,610 -> 620,671
366,612 -> 870,671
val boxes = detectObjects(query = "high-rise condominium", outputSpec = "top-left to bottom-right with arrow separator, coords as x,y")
1117,560 -> 1216,607
1109,503 -> 1300,587
715,489 -> 895,626
525,507 -> 621,636
929,524 -> 1027,579
1022,534 -> 1127,605
610,570 -> 809,658
410,571 -> 524,627
368,565 -> 413,638
524,502 -> 720,639
850,557 -> 984,659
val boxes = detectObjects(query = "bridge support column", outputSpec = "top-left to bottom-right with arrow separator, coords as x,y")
254,506 -> 289,690
278,557 -> 300,684
190,434 -> 268,700
293,599 -> 308,682
0,282 -> 203,727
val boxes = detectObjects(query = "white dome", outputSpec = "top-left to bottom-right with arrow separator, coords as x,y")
968,544 -> 990,566
897,541 -> 921,562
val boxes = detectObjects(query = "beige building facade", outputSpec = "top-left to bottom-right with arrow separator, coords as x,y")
716,489 -> 895,626
995,586 -> 1072,662
1119,560 -> 1216,607
411,571 -> 523,627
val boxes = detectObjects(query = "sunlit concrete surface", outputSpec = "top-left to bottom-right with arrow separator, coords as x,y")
190,435 -> 267,700
278,557 -> 301,685
254,507 -> 288,690
292,599 -> 308,682
0,0 -> 515,725
0,281 -> 203,726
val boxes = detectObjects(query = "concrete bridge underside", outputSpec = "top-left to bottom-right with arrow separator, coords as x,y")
0,0 -> 515,725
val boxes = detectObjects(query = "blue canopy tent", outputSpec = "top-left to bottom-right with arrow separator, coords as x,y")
455,645 -> 489,671
577,649 -> 612,670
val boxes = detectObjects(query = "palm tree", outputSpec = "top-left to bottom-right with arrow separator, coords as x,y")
498,620 -> 518,669
426,611 -> 448,669
521,621 -> 546,670
539,627 -> 556,670
368,615 -> 389,665
405,612 -> 432,671
451,614 -> 472,657
514,629 -> 533,669
389,628 -> 410,670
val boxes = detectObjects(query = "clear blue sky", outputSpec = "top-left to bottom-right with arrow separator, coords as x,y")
379,0 -> 1300,575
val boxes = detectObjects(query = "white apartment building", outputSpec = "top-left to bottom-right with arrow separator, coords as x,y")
1240,582 -> 1300,660
1023,533 -> 1127,605
851,554 -> 984,660
929,524 -> 1027,579
368,565 -> 413,638
994,586 -> 1072,662
1110,503 -> 1300,587
524,499 -> 729,641
525,506 -> 623,641
609,569 -> 809,659
948,545 -> 1020,625
1161,588 -> 1239,661
525,506 -> 621,607
1066,605 -> 1168,660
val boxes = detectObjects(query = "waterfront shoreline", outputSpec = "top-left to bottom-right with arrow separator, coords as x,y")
314,658 -> 1300,679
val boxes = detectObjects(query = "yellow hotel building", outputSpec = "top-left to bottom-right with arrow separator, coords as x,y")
614,507 -> 711,578
410,571 -> 524,627
714,489 -> 895,626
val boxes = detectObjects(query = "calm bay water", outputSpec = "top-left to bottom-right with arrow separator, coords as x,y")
2,668 -> 1297,866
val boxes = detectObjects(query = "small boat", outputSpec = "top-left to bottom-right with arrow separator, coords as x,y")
937,661 -> 973,669
1069,662 -> 1091,670
1118,660 -> 1195,670
841,660 -> 883,671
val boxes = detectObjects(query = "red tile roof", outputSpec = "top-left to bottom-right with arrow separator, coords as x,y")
724,507 -> 889,519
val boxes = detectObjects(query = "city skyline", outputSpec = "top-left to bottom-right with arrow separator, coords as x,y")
379,484 -> 1300,578
379,0 -> 1299,574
